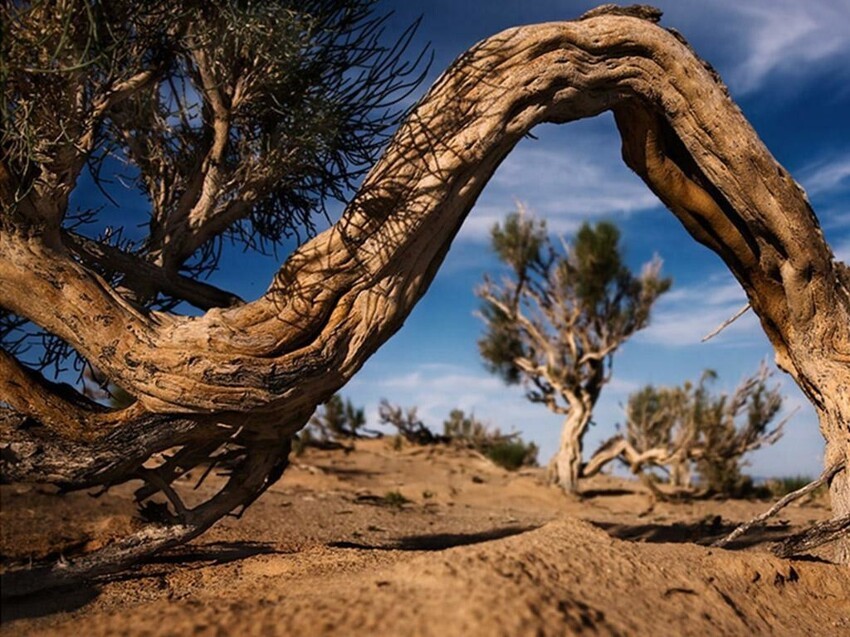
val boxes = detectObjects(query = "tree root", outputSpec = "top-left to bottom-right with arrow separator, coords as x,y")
772,513 -> 850,558
712,460 -> 846,549
0,436 -> 292,598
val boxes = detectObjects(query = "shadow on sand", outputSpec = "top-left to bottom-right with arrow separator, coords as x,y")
0,541 -> 283,624
329,524 -> 540,552
592,517 -> 796,549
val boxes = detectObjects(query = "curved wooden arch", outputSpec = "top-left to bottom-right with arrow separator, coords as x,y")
2,5 -> 848,579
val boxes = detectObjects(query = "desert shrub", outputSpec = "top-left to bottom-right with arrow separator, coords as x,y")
486,439 -> 539,471
379,399 -> 443,445
377,403 -> 537,470
443,409 -> 538,470
294,394 -> 372,454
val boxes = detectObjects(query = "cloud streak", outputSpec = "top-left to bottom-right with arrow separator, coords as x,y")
798,153 -> 850,197
718,0 -> 850,94
460,125 -> 663,241
636,275 -> 764,347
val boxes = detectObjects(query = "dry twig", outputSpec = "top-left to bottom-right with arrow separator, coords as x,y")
712,460 -> 845,548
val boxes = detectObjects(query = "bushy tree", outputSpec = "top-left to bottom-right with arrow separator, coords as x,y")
477,208 -> 670,492
585,366 -> 787,496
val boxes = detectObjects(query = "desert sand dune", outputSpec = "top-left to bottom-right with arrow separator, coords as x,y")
2,439 -> 848,636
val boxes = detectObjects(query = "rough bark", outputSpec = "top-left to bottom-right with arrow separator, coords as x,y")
551,405 -> 591,494
3,2 -> 849,578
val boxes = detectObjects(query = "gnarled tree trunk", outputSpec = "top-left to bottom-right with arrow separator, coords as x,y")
551,404 -> 592,494
3,4 -> 849,588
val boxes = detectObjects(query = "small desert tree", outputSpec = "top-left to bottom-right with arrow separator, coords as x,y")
295,394 -> 368,451
585,366 -> 786,496
477,210 -> 671,493
378,399 -> 440,445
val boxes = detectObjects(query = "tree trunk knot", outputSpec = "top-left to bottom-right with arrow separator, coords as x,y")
580,5 -> 663,23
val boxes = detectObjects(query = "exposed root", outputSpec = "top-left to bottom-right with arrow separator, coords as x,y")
713,460 -> 846,549
772,513 -> 850,558
0,436 -> 292,598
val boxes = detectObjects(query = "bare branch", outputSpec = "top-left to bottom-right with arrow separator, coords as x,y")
64,232 -> 244,310
701,303 -> 751,342
772,513 -> 850,558
713,460 -> 846,548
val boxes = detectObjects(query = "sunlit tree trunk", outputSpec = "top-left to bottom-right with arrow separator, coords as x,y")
3,4 -> 849,589
552,404 -> 591,494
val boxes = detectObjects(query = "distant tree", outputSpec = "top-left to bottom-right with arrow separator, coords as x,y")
584,366 -> 787,496
692,368 -> 785,495
378,399 -> 440,445
443,408 -> 538,470
477,209 -> 670,492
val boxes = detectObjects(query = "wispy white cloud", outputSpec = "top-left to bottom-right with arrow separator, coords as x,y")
636,274 -> 764,347
719,0 -> 850,94
798,153 -> 850,197
460,129 -> 662,241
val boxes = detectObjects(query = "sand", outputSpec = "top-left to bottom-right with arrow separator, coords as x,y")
2,439 -> 849,636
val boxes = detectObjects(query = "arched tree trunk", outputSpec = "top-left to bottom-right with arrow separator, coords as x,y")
3,4 -> 849,584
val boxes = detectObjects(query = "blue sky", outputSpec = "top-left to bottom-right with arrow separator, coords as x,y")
70,1 -> 849,478
333,0 -> 850,478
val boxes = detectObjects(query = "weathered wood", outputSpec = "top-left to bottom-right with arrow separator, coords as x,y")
2,4 -> 849,570
713,460 -> 846,549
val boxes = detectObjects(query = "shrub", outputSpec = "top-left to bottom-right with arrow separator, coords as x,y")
486,439 -> 539,471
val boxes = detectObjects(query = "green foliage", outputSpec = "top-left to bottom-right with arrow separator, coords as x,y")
2,0 -> 427,256
478,211 -> 671,390
490,212 -> 547,274
381,490 -> 410,508
486,439 -> 539,471
443,409 -> 538,470
298,394 -> 367,452
442,408 -> 489,440
624,366 -> 785,496
477,300 -> 525,385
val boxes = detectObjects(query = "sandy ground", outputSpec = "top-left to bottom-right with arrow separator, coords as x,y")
2,438 -> 849,636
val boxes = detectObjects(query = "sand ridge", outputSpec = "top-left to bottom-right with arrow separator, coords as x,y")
2,439 -> 849,635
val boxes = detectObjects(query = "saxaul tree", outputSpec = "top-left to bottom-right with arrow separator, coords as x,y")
477,211 -> 670,492
309,394 -> 367,440
3,3 -> 850,590
584,366 -> 787,496
0,0 -> 429,593
378,399 -> 446,445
